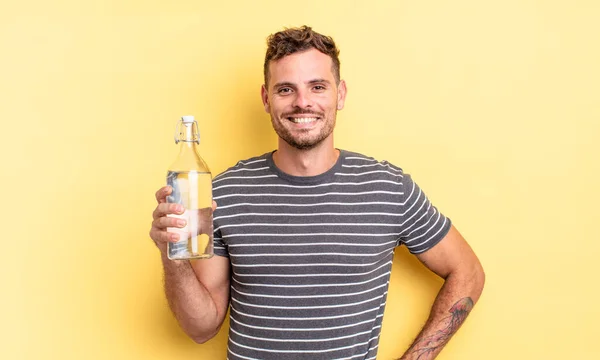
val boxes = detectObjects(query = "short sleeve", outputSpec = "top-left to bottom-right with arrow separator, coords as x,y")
213,227 -> 229,258
397,174 -> 452,254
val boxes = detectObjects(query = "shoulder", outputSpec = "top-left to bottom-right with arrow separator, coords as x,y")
339,149 -> 405,180
213,152 -> 271,179
212,152 -> 275,195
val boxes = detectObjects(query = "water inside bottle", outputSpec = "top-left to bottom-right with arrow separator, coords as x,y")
166,170 -> 213,260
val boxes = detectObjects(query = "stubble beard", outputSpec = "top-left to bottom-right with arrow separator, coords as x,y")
271,111 -> 336,150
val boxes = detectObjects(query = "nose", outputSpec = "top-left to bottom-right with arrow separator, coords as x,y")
292,89 -> 313,109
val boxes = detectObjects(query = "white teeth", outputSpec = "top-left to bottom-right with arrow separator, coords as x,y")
290,117 -> 318,123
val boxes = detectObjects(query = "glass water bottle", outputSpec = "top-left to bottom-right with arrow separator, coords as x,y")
166,115 -> 213,260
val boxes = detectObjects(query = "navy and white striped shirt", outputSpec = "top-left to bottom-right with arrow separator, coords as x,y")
212,149 -> 451,360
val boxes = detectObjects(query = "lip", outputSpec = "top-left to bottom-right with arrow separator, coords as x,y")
286,115 -> 321,121
284,115 -> 320,128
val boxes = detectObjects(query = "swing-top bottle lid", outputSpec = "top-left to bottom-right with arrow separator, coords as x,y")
181,115 -> 195,123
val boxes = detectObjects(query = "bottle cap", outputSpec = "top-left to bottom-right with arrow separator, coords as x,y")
181,115 -> 195,123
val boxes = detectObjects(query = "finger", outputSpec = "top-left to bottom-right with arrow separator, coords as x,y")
152,202 -> 185,219
155,186 -> 172,204
212,200 -> 218,212
152,215 -> 187,230
150,228 -> 180,244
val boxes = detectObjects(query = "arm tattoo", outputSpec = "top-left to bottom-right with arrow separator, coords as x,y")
405,297 -> 474,360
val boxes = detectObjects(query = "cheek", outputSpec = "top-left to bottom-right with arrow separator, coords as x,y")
271,105 -> 284,118
318,94 -> 337,107
271,100 -> 292,116
320,99 -> 337,113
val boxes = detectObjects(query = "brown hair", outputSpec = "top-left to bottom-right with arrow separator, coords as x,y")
264,25 -> 341,86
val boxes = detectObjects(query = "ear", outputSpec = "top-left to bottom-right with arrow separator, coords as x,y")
336,80 -> 347,110
261,84 -> 270,113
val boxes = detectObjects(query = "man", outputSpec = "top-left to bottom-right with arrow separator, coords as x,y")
150,26 -> 485,360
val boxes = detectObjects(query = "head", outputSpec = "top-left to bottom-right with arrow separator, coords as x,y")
261,26 -> 347,150
263,26 -> 341,87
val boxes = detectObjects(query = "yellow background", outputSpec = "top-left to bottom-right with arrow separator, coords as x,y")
2,1 -> 598,359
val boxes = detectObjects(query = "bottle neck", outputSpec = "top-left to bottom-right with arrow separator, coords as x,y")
177,138 -> 200,155
176,121 -> 201,156
168,120 -> 209,173
176,121 -> 199,144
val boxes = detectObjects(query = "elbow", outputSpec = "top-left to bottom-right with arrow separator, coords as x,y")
190,327 -> 221,344
450,260 -> 485,302
192,335 -> 213,345
471,261 -> 486,300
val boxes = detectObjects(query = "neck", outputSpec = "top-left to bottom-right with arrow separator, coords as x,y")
273,138 -> 339,177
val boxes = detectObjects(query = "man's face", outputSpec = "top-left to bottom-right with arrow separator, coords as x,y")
261,49 -> 347,150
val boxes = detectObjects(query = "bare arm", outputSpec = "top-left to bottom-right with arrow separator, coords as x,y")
150,186 -> 230,344
161,254 -> 230,343
398,225 -> 485,360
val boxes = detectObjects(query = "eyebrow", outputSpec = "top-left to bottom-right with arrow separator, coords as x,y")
273,81 -> 296,89
273,79 -> 332,88
307,78 -> 331,85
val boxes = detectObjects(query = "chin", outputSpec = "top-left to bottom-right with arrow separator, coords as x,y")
286,136 -> 328,150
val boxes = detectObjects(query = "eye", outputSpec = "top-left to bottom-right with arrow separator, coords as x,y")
313,85 -> 326,91
278,87 -> 293,94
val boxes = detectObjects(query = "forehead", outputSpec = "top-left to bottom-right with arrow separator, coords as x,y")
267,49 -> 334,87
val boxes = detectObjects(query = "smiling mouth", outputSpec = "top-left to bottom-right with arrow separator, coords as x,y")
287,117 -> 319,123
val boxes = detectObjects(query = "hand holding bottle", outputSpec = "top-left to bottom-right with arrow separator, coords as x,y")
150,185 -> 217,256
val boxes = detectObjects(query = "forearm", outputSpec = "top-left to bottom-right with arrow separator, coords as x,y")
398,269 -> 485,360
161,253 -> 223,343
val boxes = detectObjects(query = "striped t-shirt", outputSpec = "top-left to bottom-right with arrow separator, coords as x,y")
212,149 -> 451,360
